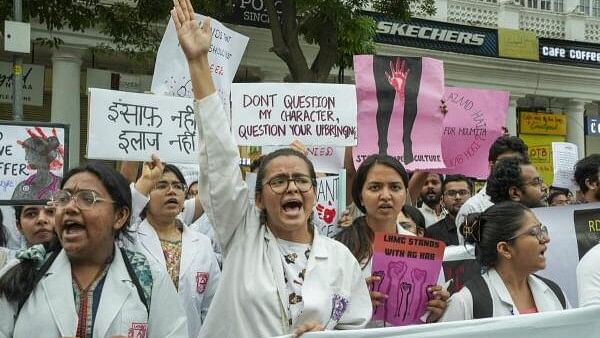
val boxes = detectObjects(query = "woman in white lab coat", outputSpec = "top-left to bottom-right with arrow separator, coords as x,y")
440,201 -> 567,321
335,155 -> 449,326
133,162 -> 220,338
0,162 -> 187,338
170,1 -> 371,337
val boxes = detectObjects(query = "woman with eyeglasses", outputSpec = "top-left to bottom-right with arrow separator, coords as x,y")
440,201 -> 568,321
171,1 -> 370,336
130,162 -> 220,338
335,154 -> 449,327
0,162 -> 187,337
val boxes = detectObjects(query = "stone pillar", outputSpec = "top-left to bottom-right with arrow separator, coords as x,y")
566,99 -> 586,160
51,48 -> 83,168
506,94 -> 523,136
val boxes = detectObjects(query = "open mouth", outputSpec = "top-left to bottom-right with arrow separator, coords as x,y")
165,197 -> 180,206
282,199 -> 303,216
539,246 -> 547,259
378,203 -> 393,210
62,220 -> 86,239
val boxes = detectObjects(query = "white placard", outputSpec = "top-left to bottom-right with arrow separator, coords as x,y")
87,88 -> 198,163
314,175 -> 342,238
231,83 -> 358,146
0,62 -> 44,106
151,15 -> 249,114
552,142 -> 578,189
262,145 -> 345,174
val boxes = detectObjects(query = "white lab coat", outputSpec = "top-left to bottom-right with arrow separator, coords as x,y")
0,244 -> 187,338
577,243 -> 600,307
440,268 -> 568,321
195,93 -> 371,338
135,219 -> 220,338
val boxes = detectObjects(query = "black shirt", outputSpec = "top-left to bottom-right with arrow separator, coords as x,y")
425,216 -> 458,246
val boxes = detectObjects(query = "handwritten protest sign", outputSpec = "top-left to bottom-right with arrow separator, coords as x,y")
151,15 -> 248,114
263,145 -> 345,174
0,122 -> 68,205
314,175 -> 343,238
437,87 -> 508,179
231,83 -> 357,146
520,134 -> 564,186
353,55 -> 445,171
372,233 -> 445,326
552,142 -> 578,190
87,88 -> 198,163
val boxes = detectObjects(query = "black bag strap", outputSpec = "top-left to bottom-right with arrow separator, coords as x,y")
16,249 -> 60,317
464,274 -> 493,319
120,248 -> 150,315
533,274 -> 566,309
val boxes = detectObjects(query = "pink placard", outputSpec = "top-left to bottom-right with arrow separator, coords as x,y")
352,55 -> 445,171
437,87 -> 509,179
371,233 -> 445,326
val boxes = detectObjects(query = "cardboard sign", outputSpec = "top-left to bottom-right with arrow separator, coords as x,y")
231,83 -> 358,146
151,15 -> 248,114
0,122 -> 68,204
87,88 -> 198,163
314,175 -> 343,238
353,55 -> 445,171
437,87 -> 508,179
371,233 -> 445,326
552,142 -> 578,190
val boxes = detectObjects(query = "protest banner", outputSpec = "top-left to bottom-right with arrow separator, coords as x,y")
272,306 -> 600,338
371,233 -> 445,326
262,145 -> 345,174
0,122 -> 68,205
573,208 -> 600,260
552,142 -> 578,190
151,15 -> 248,114
353,55 -> 445,171
87,88 -> 198,163
438,87 -> 508,179
231,83 -> 358,146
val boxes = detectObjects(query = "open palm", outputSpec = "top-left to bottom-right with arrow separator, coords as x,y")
172,0 -> 212,62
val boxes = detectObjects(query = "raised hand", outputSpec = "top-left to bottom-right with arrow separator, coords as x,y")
385,58 -> 410,95
171,0 -> 212,63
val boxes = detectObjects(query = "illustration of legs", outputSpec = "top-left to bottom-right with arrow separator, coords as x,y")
409,268 -> 427,321
399,282 -> 412,320
402,58 -> 422,165
386,261 -> 407,321
371,270 -> 385,315
373,56 -> 396,155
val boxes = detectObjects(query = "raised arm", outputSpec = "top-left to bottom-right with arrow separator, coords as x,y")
172,0 -> 248,253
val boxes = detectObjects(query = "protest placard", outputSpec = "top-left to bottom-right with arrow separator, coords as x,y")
314,175 -> 343,238
0,122 -> 68,204
262,145 -> 345,174
438,87 -> 508,179
151,15 -> 248,114
552,142 -> 578,189
371,233 -> 445,326
87,88 -> 198,163
231,83 -> 358,146
353,55 -> 445,171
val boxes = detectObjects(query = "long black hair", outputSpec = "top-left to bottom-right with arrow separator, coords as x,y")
0,162 -> 130,309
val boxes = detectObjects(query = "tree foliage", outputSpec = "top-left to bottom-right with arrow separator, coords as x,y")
0,0 -> 435,82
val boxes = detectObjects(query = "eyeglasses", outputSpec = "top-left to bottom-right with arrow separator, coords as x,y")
508,223 -> 549,242
444,190 -> 471,198
265,175 -> 314,194
153,181 -> 186,192
50,190 -> 114,210
523,177 -> 544,187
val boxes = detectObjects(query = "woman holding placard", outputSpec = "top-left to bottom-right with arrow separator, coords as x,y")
440,201 -> 568,321
131,161 -> 220,338
336,154 -> 449,325
171,0 -> 371,337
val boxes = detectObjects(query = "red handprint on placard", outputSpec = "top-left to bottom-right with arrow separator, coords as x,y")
385,58 -> 410,97
316,200 -> 336,225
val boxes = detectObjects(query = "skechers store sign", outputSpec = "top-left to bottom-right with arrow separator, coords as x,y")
540,39 -> 600,68
371,14 -> 497,57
